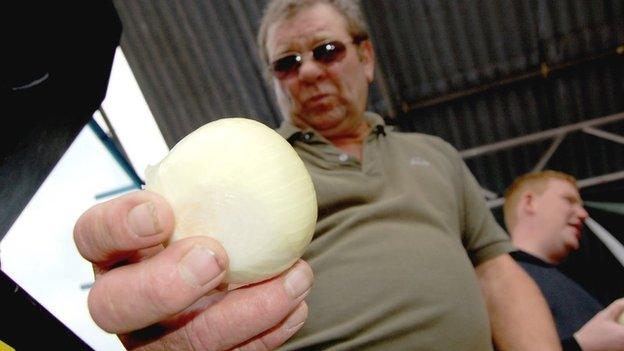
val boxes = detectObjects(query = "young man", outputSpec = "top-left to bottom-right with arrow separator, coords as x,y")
505,170 -> 624,351
74,1 -> 562,350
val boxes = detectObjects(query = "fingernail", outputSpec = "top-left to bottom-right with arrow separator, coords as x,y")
178,246 -> 224,287
284,303 -> 308,332
283,262 -> 313,299
128,202 -> 161,237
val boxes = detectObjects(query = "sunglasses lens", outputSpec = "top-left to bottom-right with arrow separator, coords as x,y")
271,40 -> 349,79
272,55 -> 301,78
313,41 -> 347,64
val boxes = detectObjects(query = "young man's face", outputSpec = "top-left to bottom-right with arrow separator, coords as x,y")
533,179 -> 588,262
265,3 -> 374,139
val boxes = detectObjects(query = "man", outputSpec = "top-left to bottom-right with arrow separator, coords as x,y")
505,170 -> 624,350
74,0 -> 561,350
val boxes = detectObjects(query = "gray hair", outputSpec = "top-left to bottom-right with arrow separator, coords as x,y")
256,0 -> 370,68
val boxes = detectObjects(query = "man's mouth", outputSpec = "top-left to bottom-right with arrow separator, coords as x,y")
568,223 -> 582,237
305,94 -> 330,104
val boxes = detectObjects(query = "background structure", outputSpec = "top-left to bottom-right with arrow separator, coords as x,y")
1,2 -> 623,349
114,0 -> 624,195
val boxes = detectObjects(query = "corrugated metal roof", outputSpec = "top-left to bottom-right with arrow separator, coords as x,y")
365,0 -> 624,106
113,0 -> 279,145
401,56 -> 624,194
112,0 -> 624,199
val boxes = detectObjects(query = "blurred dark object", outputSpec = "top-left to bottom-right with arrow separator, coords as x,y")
0,269 -> 93,350
1,1 -> 122,239
1,2 -> 120,347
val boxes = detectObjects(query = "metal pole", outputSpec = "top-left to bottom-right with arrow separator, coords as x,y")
583,127 -> 624,145
577,171 -> 624,188
488,170 -> 624,209
459,112 -> 624,159
88,118 -> 144,189
532,132 -> 566,172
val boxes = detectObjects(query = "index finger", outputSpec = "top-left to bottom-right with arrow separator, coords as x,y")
73,190 -> 175,266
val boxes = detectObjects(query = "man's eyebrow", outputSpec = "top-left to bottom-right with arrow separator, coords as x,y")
273,37 -> 328,59
564,194 -> 582,203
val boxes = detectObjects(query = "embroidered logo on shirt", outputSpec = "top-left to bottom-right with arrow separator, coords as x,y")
409,156 -> 430,166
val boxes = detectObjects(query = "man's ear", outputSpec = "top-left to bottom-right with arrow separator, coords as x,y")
358,39 -> 375,83
519,192 -> 537,215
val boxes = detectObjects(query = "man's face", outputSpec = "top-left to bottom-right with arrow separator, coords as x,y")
265,3 -> 374,139
532,179 -> 589,262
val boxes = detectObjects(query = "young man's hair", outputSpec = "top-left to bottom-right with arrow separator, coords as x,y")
256,0 -> 369,69
503,170 -> 578,231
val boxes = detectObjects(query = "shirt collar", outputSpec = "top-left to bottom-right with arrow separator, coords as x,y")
511,250 -> 555,268
275,111 -> 391,143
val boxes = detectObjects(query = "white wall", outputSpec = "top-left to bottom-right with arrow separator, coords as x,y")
102,48 -> 170,179
0,48 -> 169,351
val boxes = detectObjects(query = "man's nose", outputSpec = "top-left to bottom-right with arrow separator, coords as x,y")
578,206 -> 589,221
298,56 -> 325,82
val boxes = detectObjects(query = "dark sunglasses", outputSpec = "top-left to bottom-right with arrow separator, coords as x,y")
270,40 -> 351,79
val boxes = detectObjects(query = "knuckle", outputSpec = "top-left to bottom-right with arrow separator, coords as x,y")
237,336 -> 272,351
238,291 -> 281,327
103,202 -> 129,249
88,278 -> 121,333
186,309 -> 229,351
73,214 -> 92,258
74,205 -> 109,261
245,290 -> 276,320
185,288 -> 290,351
142,265 -> 182,317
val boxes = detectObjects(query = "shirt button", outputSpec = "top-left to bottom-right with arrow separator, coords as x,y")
339,153 -> 349,162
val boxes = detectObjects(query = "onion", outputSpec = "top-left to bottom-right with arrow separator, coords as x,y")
145,118 -> 317,284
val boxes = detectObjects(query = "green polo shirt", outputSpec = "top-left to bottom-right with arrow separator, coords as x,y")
276,112 -> 513,350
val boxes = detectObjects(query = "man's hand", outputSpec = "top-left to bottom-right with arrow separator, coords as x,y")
74,190 -> 313,350
575,298 -> 624,351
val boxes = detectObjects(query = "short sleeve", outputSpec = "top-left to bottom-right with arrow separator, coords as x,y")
455,150 -> 514,265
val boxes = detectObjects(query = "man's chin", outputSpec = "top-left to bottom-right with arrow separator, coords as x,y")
305,115 -> 343,131
565,239 -> 580,253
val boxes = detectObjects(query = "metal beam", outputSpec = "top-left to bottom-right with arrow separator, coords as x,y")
577,170 -> 624,188
488,170 -> 624,209
532,132 -> 566,172
459,112 -> 624,159
472,112 -> 624,209
487,198 -> 505,209
583,127 -> 624,145
88,118 -> 144,189
481,187 -> 499,200
404,48 -> 624,113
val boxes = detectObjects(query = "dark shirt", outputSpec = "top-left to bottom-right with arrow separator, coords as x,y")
511,250 -> 603,351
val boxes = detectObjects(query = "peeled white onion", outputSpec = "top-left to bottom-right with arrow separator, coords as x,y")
145,117 -> 317,284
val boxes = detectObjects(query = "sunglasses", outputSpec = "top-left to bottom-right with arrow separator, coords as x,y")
270,39 -> 353,79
